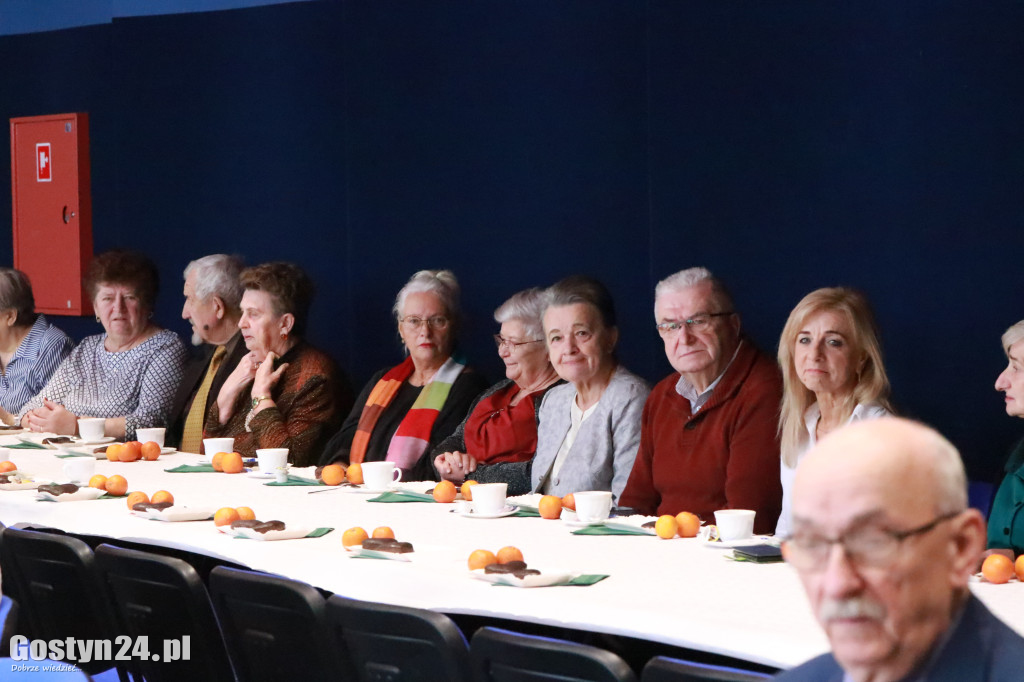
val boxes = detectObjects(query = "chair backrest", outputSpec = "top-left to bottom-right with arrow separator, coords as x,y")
327,594 -> 468,681
94,543 -> 235,682
209,565 -> 344,682
469,626 -> 637,682
641,656 -> 773,682
0,527 -> 130,680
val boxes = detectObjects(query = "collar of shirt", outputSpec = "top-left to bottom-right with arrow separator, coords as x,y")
7,315 -> 49,367
674,339 -> 743,413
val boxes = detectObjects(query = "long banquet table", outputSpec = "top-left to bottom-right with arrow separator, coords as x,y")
2,439 -> 1023,671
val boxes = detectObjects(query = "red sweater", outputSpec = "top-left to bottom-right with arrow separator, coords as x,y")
619,339 -> 782,535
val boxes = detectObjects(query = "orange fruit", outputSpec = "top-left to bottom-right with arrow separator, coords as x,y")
236,506 -> 256,521
120,441 -> 142,462
372,526 -> 395,539
221,452 -> 244,474
675,511 -> 701,538
88,474 -> 108,490
655,515 -> 678,539
0,461 -> 16,473
141,441 -> 161,461
211,452 -> 226,472
321,464 -> 345,486
151,490 -> 174,505
1016,555 -> 1024,582
105,443 -> 123,462
432,479 -> 457,503
346,462 -> 363,485
467,549 -> 498,571
342,526 -> 369,548
496,546 -> 524,564
461,479 -> 478,501
561,493 -> 576,511
105,475 -> 128,496
982,554 -> 1015,584
538,495 -> 563,520
126,491 -> 149,510
214,507 -> 240,527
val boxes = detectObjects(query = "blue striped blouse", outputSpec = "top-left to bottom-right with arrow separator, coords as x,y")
0,315 -> 74,414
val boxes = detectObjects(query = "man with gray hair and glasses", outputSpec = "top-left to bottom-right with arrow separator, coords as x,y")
619,266 -> 782,533
777,418 -> 1024,681
168,254 -> 247,452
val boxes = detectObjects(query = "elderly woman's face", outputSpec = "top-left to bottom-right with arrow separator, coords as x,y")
399,291 -> 453,368
544,303 -> 616,387
238,289 -> 288,358
995,341 -> 1024,418
794,309 -> 862,397
497,319 -> 548,385
95,283 -> 148,342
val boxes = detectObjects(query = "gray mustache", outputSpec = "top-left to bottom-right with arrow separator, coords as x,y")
819,597 -> 886,622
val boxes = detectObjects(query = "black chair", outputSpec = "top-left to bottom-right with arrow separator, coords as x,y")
94,543 -> 235,682
209,565 -> 345,682
469,626 -> 637,682
327,594 -> 468,681
641,656 -> 772,682
0,526 -> 131,681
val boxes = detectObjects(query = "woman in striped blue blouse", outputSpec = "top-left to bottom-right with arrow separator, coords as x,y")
0,268 -> 73,425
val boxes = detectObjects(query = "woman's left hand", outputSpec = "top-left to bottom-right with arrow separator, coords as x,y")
251,351 -> 289,403
25,398 -> 79,435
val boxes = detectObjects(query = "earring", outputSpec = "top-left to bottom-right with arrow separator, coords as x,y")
95,316 -> 100,323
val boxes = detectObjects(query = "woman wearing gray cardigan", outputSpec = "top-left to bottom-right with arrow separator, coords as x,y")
463,276 -> 649,501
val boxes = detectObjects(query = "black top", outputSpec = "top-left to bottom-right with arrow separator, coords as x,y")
318,365 -> 488,480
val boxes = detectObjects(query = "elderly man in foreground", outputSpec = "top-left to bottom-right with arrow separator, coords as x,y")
777,418 -> 1024,682
619,267 -> 782,533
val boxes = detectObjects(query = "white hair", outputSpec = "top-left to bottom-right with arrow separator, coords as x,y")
1002,320 -> 1024,356
921,424 -> 969,515
493,287 -> 546,340
393,270 -> 461,326
654,266 -> 734,315
184,254 -> 244,311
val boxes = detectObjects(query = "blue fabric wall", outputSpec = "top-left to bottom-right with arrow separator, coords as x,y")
1,0 -> 1022,481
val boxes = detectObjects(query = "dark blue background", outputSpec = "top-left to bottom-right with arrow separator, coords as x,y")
1,0 -> 1022,483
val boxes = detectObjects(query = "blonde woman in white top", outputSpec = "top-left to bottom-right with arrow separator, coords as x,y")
775,287 -> 893,537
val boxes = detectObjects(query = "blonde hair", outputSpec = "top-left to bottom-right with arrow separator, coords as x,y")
778,287 -> 892,466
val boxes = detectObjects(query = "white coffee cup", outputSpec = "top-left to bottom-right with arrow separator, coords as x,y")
471,483 -> 507,516
360,461 -> 402,491
77,418 -> 106,442
713,509 -> 756,542
135,427 -> 166,447
256,448 -> 289,474
63,457 -> 96,485
202,438 -> 234,456
573,491 -> 613,524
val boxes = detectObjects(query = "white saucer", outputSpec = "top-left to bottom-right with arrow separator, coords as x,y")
55,437 -> 115,450
457,504 -> 518,519
247,471 -> 276,479
563,518 -> 606,528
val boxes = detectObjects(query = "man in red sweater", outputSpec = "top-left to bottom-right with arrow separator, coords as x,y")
619,267 -> 782,534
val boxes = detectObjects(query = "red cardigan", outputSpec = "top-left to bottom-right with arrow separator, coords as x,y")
619,338 -> 782,535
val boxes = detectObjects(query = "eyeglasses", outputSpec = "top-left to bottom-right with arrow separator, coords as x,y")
494,335 -> 543,352
401,316 -> 450,331
656,312 -> 734,336
781,511 -> 960,571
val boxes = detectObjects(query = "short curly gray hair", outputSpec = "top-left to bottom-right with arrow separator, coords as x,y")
393,270 -> 461,328
184,254 -> 244,312
494,287 -> 546,341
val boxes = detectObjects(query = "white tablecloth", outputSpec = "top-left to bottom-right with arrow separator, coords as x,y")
2,440 -> 1022,670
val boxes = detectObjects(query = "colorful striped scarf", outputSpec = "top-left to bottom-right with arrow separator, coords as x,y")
349,355 -> 466,471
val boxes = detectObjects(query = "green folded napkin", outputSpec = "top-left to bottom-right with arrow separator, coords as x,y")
98,493 -> 127,500
6,442 -> 47,449
571,525 -> 651,536
368,490 -> 435,503
512,507 -> 540,518
54,451 -> 94,459
164,464 -> 217,473
264,474 -> 324,487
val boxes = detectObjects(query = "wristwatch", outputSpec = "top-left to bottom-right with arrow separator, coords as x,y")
251,395 -> 272,409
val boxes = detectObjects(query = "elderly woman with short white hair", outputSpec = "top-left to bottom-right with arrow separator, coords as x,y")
319,270 -> 488,480
433,287 -> 563,482
0,268 -> 74,424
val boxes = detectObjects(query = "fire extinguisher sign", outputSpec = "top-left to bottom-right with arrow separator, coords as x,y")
36,143 -> 51,182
